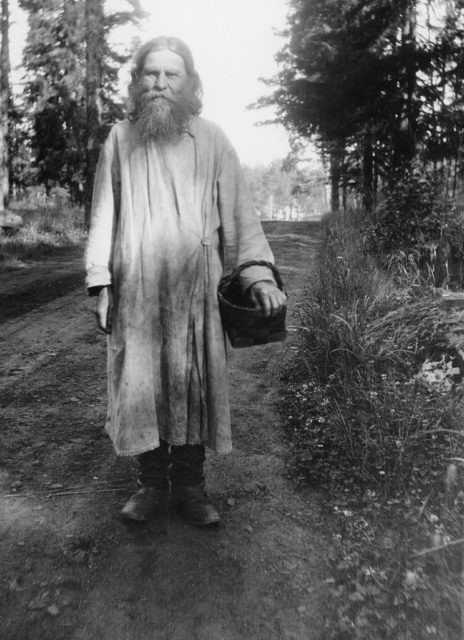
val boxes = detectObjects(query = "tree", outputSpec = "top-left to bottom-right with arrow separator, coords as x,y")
83,0 -> 146,225
20,0 -> 87,198
18,0 -> 145,206
255,0 -> 395,209
256,0 -> 464,211
242,159 -> 327,220
85,0 -> 104,226
0,0 -> 9,209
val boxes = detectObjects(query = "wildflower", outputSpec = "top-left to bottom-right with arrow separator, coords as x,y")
445,463 -> 458,491
431,532 -> 441,546
405,570 -> 418,587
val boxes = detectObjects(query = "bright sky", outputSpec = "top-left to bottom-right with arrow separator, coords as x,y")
127,0 -> 291,165
10,0 -> 292,167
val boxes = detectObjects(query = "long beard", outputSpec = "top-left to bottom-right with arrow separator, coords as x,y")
133,88 -> 194,146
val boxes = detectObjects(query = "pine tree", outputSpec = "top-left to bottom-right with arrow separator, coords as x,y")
19,0 -> 144,205
85,0 -> 104,226
19,0 -> 85,198
256,0 -> 452,209
0,0 -> 10,209
83,0 -> 146,225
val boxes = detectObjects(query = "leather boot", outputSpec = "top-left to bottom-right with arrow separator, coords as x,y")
171,482 -> 220,527
120,483 -> 169,521
121,442 -> 169,521
170,443 -> 219,526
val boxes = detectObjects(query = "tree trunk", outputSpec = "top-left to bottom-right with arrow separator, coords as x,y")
329,144 -> 343,214
393,0 -> 417,171
452,142 -> 460,199
362,130 -> 374,212
84,0 -> 104,228
0,0 -> 9,210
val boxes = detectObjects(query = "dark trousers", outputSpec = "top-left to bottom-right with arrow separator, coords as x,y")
138,440 -> 205,488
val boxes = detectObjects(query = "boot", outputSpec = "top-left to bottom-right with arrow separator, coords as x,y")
121,442 -> 169,522
120,483 -> 169,521
171,482 -> 220,527
170,444 -> 220,526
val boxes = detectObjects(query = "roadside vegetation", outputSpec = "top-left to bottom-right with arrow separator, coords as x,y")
283,173 -> 464,639
0,188 -> 86,267
260,2 -> 464,635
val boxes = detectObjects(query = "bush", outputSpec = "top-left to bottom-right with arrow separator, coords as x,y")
364,171 -> 464,288
288,244 -> 459,494
284,209 -> 464,638
0,190 -> 86,264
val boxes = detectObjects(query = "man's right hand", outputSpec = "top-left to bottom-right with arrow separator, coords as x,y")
96,286 -> 114,334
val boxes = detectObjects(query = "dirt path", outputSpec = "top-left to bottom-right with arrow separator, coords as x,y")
0,221 -> 329,640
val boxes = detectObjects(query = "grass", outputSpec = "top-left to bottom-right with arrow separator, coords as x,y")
0,198 -> 86,266
283,210 -> 464,639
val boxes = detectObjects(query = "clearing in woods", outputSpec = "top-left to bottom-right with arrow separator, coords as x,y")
0,220 -> 330,640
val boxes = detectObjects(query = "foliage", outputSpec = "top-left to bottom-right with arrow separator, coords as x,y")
242,159 -> 327,219
322,493 -> 464,640
364,171 -> 464,287
287,217 -> 459,491
17,0 -> 144,202
282,211 -> 464,638
0,187 -> 85,264
259,0 -> 403,141
8,104 -> 38,193
258,0 -> 464,209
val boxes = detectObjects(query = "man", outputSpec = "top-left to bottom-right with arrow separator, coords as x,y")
86,36 -> 286,527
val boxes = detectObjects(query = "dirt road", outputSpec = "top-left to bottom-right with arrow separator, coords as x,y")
0,221 -> 329,640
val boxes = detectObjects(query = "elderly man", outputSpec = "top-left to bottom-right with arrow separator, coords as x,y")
86,36 -> 286,527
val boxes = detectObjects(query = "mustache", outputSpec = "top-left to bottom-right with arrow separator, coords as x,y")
141,90 -> 176,103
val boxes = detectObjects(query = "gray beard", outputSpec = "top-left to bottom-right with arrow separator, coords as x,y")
133,91 -> 192,146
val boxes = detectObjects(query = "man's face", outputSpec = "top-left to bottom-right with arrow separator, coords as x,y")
139,49 -> 188,101
133,48 -> 195,145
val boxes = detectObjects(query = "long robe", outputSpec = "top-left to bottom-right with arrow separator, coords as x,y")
85,116 -> 274,455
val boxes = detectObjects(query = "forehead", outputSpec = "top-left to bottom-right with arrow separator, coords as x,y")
142,49 -> 187,73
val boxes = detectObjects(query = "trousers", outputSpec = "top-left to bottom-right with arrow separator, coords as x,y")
138,440 -> 205,488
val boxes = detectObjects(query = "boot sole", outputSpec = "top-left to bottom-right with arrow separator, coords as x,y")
174,506 -> 221,527
120,506 -> 161,522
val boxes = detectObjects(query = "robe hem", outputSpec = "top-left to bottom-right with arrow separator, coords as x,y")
106,429 -> 233,456
112,444 -> 233,457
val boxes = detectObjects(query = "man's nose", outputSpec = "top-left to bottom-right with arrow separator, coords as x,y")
154,72 -> 167,90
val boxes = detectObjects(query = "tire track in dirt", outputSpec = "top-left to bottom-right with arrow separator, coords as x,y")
0,248 -> 85,322
0,289 -> 95,393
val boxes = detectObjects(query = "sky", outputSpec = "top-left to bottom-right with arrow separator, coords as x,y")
10,0 -> 292,167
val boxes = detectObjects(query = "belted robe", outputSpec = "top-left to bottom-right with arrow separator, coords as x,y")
85,116 -> 274,455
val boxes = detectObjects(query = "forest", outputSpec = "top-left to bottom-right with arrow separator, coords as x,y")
261,0 -> 464,208
0,0 -> 147,227
0,0 -> 325,230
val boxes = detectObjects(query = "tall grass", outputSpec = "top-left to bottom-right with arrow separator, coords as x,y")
0,194 -> 86,266
284,210 -> 464,639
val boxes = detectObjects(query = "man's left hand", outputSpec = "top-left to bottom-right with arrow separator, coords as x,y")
249,281 -> 287,318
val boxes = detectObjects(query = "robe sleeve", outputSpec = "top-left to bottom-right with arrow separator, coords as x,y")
216,135 -> 276,290
85,128 -> 120,292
